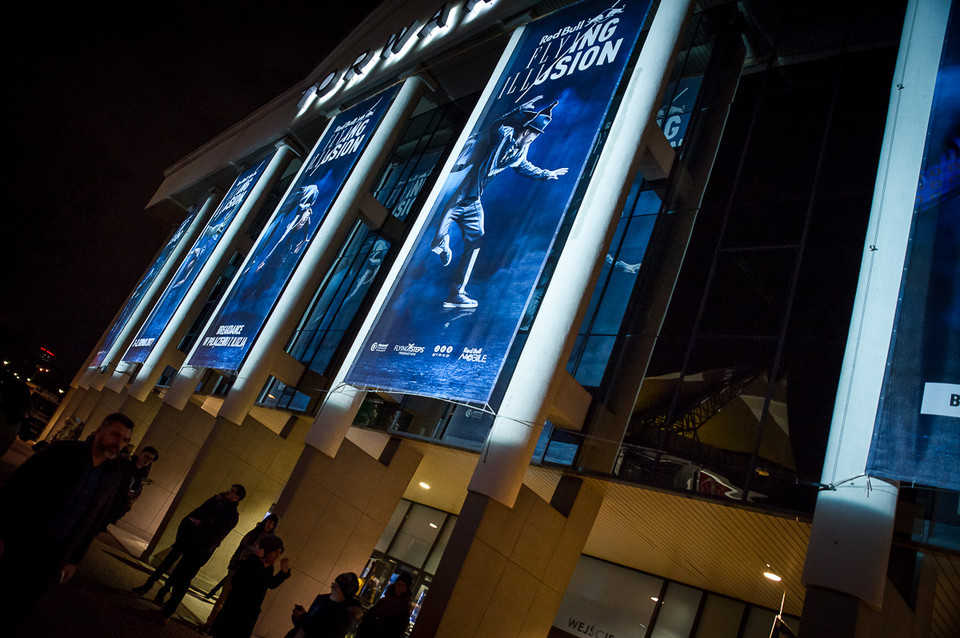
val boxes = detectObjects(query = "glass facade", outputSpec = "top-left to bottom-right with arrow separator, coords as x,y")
554,556 -> 799,638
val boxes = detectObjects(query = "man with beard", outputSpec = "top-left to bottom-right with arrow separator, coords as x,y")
0,412 -> 134,630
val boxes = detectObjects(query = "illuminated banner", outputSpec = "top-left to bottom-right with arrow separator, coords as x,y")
347,0 -> 651,404
90,210 -> 199,367
123,158 -> 272,363
188,86 -> 399,371
868,7 -> 959,490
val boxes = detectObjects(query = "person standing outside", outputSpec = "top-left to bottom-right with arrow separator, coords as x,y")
210,533 -> 291,638
200,513 -> 280,633
107,445 -> 159,526
0,412 -> 134,630
133,484 -> 245,624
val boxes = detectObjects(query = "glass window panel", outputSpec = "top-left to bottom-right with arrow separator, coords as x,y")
631,187 -> 665,216
286,224 -> 391,377
389,503 -> 445,568
532,424 -> 552,463
543,431 -> 580,466
566,334 -> 587,374
376,501 -> 411,553
574,335 -> 617,387
741,606 -> 777,638
592,213 -> 656,334
650,582 -> 702,638
694,594 -> 745,638
442,405 -> 493,449
554,556 -> 661,637
424,515 -> 455,575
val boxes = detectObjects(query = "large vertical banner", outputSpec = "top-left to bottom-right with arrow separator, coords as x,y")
868,4 -> 960,490
122,157 -> 273,363
187,86 -> 399,371
347,0 -> 651,404
89,209 -> 199,367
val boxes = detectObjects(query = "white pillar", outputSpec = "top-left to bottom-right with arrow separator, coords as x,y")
802,0 -> 951,608
216,74 -> 432,425
468,0 -> 697,507
124,143 -> 300,402
86,193 -> 218,391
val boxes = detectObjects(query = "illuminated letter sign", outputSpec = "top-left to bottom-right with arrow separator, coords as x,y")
187,86 -> 399,371
868,7 -> 960,490
90,209 -> 199,367
346,0 -> 651,404
121,157 -> 272,364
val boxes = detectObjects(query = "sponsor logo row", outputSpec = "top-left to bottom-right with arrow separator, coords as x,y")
368,342 -> 488,363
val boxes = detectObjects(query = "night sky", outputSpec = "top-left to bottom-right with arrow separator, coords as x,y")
3,0 -> 382,376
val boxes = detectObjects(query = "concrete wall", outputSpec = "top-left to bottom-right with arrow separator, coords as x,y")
142,407 -> 310,589
255,438 -> 423,637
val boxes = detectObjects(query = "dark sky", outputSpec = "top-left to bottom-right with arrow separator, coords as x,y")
3,0 -> 382,376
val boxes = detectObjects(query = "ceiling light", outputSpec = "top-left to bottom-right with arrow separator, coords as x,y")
763,564 -> 782,582
429,522 -> 438,529
419,482 -> 431,489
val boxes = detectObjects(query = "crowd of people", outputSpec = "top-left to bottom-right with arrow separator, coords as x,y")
0,410 -> 415,638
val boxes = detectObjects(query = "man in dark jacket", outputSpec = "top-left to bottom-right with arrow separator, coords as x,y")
0,412 -> 134,630
134,484 -> 245,623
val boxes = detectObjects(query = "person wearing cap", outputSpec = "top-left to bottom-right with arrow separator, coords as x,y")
355,571 -> 414,638
286,571 -> 362,638
430,94 -> 569,309
210,533 -> 291,638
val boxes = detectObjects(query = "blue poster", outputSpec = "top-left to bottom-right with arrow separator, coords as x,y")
868,4 -> 960,490
122,158 -> 272,363
90,209 -> 199,367
346,0 -> 651,404
188,86 -> 399,371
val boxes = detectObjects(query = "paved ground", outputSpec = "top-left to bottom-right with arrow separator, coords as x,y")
1,440 -> 220,638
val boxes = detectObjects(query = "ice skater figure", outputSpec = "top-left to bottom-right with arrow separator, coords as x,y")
430,96 -> 568,309
256,184 -> 319,272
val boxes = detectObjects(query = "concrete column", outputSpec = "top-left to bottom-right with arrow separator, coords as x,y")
133,401 -> 221,555
162,362 -> 205,410
124,143 -> 301,401
411,477 -> 602,638
216,74 -> 433,425
801,0 -> 951,625
85,193 -> 217,391
470,0 -> 696,507
253,437 -> 423,638
138,406 -> 307,584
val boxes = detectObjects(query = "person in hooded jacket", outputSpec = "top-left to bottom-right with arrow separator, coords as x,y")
211,533 -> 290,638
355,571 -> 413,638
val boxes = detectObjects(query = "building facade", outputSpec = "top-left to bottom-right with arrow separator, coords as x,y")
42,0 -> 959,636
